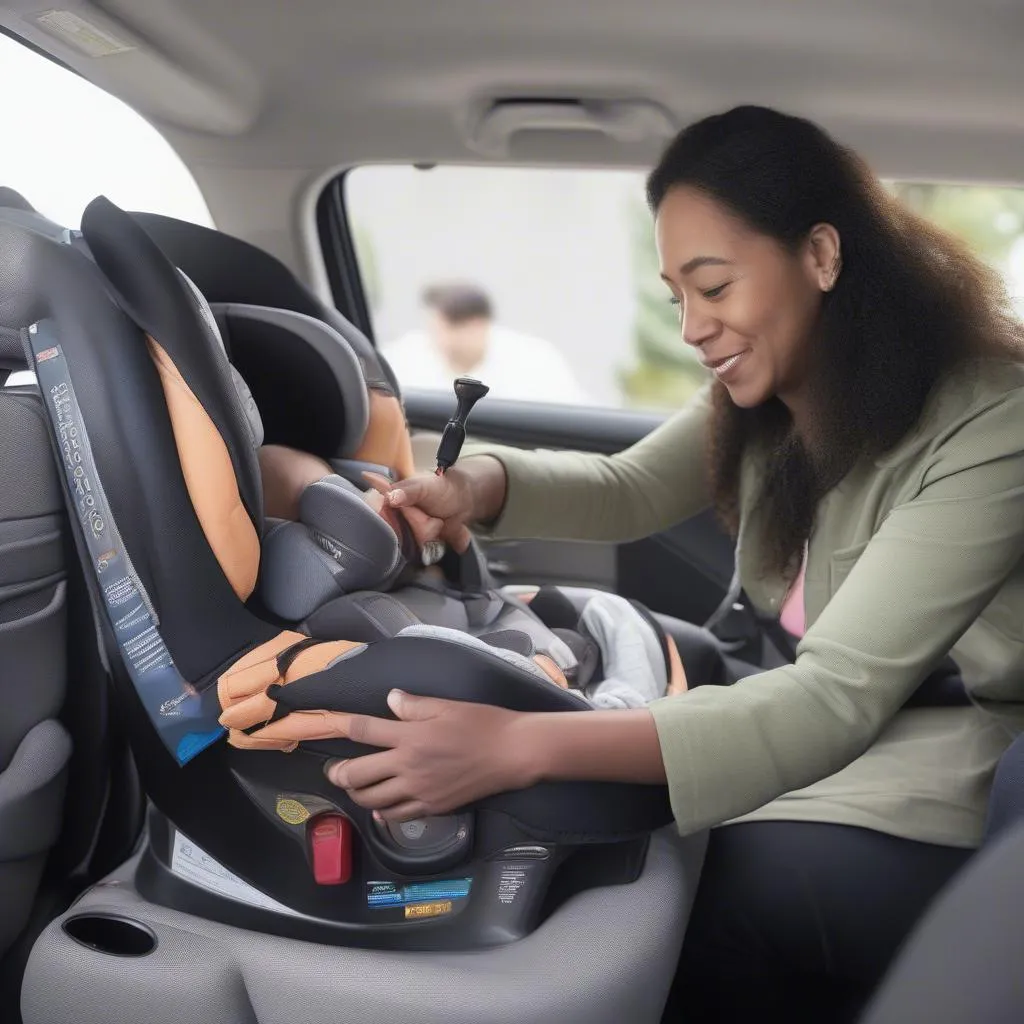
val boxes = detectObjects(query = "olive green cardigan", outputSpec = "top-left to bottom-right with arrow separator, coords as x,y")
472,359 -> 1024,847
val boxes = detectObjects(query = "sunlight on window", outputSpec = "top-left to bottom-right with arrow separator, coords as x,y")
0,33 -> 212,228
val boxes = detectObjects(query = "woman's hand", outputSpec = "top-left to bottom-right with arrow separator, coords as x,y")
363,455 -> 507,554
325,691 -> 536,821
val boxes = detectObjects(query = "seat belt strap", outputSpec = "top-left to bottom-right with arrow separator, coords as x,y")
22,319 -> 224,765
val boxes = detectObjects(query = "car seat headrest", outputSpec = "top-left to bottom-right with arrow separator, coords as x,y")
130,211 -> 400,396
211,303 -> 368,460
79,195 -> 265,601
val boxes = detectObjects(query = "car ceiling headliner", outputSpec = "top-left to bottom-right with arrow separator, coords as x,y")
1,0 -> 1021,271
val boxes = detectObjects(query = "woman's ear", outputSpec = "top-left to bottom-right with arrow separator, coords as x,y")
804,223 -> 842,292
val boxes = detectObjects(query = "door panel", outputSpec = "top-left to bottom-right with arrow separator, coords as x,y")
403,389 -> 735,625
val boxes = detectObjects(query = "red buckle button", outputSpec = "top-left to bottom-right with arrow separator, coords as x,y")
308,814 -> 352,885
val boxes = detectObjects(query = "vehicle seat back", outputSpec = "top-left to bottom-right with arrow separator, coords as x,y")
0,197 -> 145,1000
0,366 -> 71,961
983,730 -> 1024,843
858,818 -> 1024,1024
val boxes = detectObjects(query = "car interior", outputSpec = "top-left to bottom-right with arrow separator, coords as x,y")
0,2 -> 1022,1022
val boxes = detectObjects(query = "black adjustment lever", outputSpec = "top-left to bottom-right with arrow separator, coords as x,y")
434,377 -> 489,476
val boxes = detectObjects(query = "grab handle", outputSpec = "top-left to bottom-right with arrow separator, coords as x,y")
468,99 -> 676,157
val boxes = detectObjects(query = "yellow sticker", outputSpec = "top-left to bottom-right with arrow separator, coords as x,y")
405,900 -> 453,920
275,797 -> 311,825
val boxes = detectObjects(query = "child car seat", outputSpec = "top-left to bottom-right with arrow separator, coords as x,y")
199,304 -> 688,714
3,195 -> 675,955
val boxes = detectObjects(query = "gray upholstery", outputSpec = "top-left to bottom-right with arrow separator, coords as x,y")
179,274 -> 265,450
22,829 -> 705,1024
211,303 -> 371,457
0,326 -> 22,370
859,819 -> 1024,1024
983,731 -> 1024,843
0,389 -> 72,961
260,476 -> 406,621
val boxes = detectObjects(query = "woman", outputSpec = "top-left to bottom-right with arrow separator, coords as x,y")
328,106 -> 1024,1021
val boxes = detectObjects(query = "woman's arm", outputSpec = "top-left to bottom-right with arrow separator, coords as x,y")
463,383 -> 715,543
335,385 -> 1024,830
383,384 -> 716,551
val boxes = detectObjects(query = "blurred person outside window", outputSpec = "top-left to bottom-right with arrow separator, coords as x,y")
381,283 -> 590,404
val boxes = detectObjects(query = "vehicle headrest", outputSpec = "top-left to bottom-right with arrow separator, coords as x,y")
130,212 -> 400,396
211,303 -> 369,460
0,204 -> 77,368
0,186 -> 36,213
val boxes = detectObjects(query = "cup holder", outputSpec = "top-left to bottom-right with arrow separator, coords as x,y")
62,913 -> 158,957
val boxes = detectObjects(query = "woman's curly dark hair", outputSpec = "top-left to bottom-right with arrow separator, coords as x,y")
647,105 -> 1024,579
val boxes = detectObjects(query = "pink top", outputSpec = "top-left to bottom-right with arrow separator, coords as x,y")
779,551 -> 807,637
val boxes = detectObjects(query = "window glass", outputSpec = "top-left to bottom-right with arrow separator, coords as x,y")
346,165 -> 1024,413
0,33 -> 212,229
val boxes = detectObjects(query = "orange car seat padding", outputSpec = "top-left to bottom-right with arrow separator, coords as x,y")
218,631 -> 365,736
355,390 -> 415,481
147,335 -> 261,602
227,709 -> 358,751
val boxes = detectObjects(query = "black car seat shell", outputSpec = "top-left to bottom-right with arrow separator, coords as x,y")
2,195 -> 677,960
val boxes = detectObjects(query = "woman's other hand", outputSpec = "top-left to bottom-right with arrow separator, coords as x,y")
324,691 -> 534,821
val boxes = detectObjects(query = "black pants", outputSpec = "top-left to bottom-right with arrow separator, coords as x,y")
664,821 -> 973,1023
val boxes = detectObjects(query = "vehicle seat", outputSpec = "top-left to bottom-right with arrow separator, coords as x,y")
0,196 -> 144,994
859,785 -> 1024,1021
2,195 -> 677,956
0,331 -> 71,963
982,729 -> 1024,844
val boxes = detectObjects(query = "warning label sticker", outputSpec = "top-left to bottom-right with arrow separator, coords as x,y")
497,867 -> 529,905
170,831 -> 301,918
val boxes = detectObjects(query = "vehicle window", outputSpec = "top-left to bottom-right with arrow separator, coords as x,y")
344,165 -> 1024,412
0,33 -> 212,229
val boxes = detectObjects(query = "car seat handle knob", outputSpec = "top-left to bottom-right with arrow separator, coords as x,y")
435,376 -> 490,475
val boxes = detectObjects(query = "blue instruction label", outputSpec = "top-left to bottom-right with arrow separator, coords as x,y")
367,877 -> 472,909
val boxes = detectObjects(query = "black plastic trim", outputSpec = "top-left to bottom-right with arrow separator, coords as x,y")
315,174 -> 374,339
404,388 -> 666,455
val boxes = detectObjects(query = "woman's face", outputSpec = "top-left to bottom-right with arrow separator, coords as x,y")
655,185 -> 835,411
